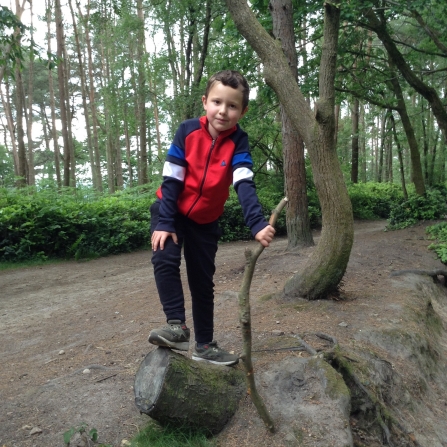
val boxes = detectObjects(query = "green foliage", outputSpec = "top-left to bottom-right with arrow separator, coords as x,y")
348,182 -> 405,219
387,187 -> 447,230
0,6 -> 27,66
218,188 -> 287,242
426,222 -> 447,264
3,181 -> 439,264
0,186 -> 156,262
63,422 -> 112,447
130,421 -> 214,447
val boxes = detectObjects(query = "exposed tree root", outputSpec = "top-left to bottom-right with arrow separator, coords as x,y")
391,269 -> 447,285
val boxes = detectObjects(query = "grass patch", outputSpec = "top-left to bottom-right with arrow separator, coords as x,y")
130,421 -> 215,447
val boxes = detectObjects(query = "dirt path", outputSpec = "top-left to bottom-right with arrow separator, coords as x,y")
0,219 -> 445,446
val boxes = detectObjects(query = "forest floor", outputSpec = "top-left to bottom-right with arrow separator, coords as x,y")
0,219 -> 446,447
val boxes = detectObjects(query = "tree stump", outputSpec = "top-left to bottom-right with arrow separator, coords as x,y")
134,347 -> 245,434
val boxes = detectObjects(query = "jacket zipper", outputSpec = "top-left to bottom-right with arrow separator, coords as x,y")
186,137 -> 217,217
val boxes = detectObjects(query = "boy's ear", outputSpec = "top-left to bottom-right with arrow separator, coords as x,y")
202,95 -> 207,109
241,106 -> 248,117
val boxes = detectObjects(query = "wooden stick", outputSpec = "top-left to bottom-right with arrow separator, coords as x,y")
238,197 -> 288,433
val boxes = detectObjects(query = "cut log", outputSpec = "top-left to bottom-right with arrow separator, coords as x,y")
134,347 -> 245,434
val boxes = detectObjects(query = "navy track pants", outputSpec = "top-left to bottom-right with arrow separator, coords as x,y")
150,200 -> 220,343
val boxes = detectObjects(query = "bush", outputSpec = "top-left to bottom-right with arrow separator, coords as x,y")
387,188 -> 447,230
219,188 -> 287,242
426,222 -> 447,264
348,182 -> 404,219
0,186 -> 156,262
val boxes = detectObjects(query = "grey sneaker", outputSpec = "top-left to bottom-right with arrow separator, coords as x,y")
192,341 -> 239,366
148,320 -> 190,351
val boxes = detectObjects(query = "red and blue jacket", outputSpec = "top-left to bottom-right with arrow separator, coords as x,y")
155,115 -> 268,236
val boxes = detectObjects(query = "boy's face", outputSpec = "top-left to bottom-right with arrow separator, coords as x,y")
202,81 -> 248,139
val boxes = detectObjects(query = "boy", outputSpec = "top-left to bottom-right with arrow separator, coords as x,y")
149,70 -> 275,366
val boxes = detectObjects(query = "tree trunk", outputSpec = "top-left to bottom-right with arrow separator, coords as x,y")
100,35 -> 115,193
26,0 -> 35,186
390,113 -> 408,200
429,128 -> 440,185
387,58 -> 425,195
39,102 -> 54,182
360,103 -> 367,182
225,0 -> 353,300
136,0 -> 148,184
68,0 -> 98,190
363,7 -> 447,144
15,61 -> 27,186
269,0 -> 314,250
0,0 -> 26,85
63,44 -> 76,188
148,71 -> 163,159
55,0 -> 72,187
45,0 -> 62,189
134,348 -> 245,434
378,111 -> 387,182
351,98 -> 359,183
1,81 -> 19,176
77,1 -> 103,192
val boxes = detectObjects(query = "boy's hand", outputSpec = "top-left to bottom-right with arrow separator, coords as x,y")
255,225 -> 276,247
151,230 -> 178,251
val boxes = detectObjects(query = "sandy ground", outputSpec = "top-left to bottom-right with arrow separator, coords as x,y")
1,219 -> 445,446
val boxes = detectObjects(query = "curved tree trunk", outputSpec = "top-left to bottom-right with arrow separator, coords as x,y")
225,0 -> 353,299
134,348 -> 245,434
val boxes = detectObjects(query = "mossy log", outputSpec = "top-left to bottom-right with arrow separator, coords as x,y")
134,347 -> 245,434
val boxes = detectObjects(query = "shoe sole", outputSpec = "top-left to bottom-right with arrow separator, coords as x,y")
191,354 -> 239,366
148,333 -> 190,351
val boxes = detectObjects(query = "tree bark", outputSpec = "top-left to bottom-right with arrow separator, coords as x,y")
68,0 -> 98,190
1,80 -> 19,176
390,113 -> 408,200
269,0 -> 314,250
134,348 -> 245,434
225,0 -> 353,300
387,58 -> 425,195
77,0 -> 103,191
55,0 -> 72,187
0,0 -> 26,85
46,0 -> 62,189
26,0 -> 35,186
15,60 -> 27,186
351,98 -> 359,183
238,198 -> 288,433
136,0 -> 148,184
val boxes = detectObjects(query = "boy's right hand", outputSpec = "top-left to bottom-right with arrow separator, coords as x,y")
151,230 -> 178,251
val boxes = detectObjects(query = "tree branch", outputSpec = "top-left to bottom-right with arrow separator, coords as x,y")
238,197 -> 288,433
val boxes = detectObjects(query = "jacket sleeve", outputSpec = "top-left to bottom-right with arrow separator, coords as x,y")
232,130 -> 268,236
155,125 -> 188,233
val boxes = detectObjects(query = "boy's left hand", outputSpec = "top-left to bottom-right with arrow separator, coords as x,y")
255,225 -> 276,247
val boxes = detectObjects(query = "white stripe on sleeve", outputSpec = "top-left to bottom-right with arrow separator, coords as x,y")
233,167 -> 254,185
163,161 -> 186,181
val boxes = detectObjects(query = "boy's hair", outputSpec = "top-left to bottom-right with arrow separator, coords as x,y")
204,70 -> 250,110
